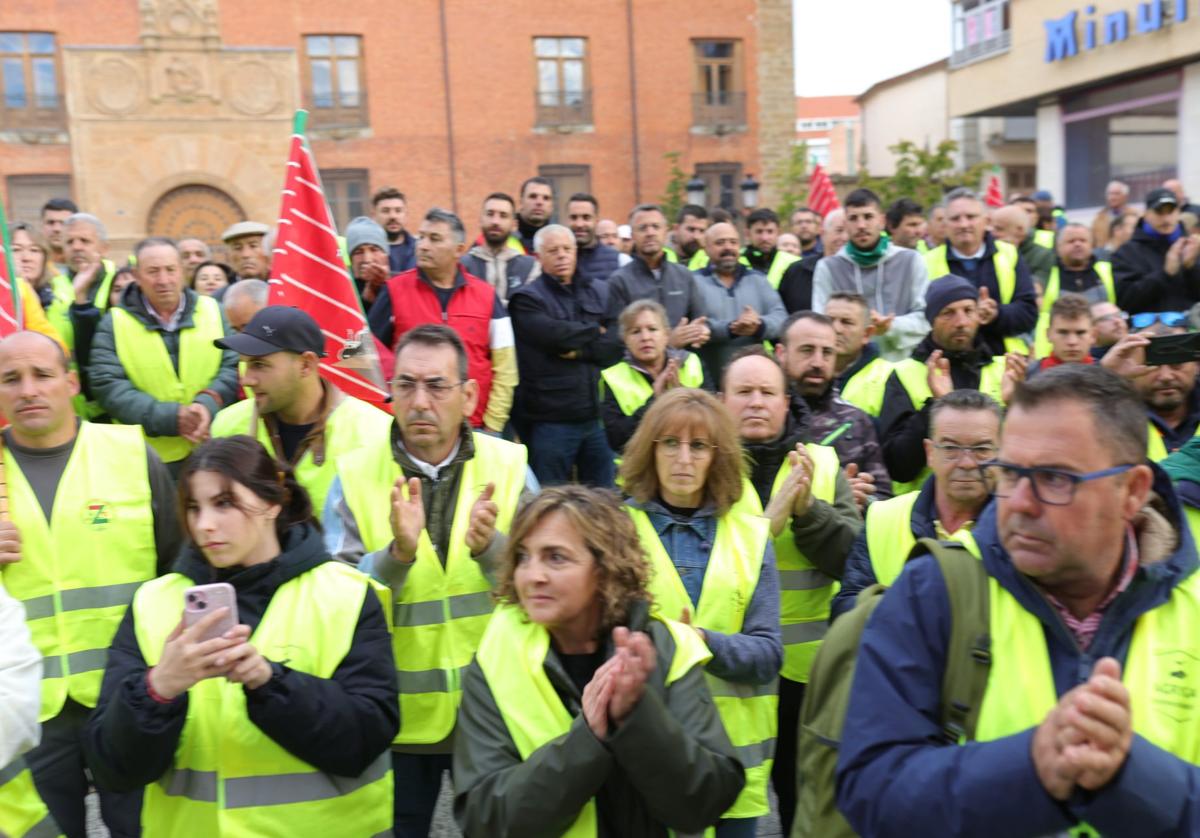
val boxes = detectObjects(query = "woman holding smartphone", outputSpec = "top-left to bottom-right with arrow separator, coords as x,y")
86,436 -> 398,837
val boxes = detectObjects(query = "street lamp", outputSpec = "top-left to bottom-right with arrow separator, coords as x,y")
686,175 -> 707,207
740,173 -> 760,209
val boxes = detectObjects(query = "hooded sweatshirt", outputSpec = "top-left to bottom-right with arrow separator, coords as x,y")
811,241 -> 930,362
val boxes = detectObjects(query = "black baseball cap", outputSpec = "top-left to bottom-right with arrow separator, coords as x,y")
1146,187 -> 1180,211
214,306 -> 327,357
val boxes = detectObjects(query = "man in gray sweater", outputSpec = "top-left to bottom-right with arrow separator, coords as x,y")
813,188 -> 930,361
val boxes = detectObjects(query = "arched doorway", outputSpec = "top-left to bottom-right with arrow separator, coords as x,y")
146,184 -> 246,251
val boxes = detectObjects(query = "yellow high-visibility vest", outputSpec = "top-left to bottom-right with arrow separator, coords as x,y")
109,293 -> 225,463
475,603 -> 713,837
0,423 -> 155,721
838,356 -> 894,418
926,242 -> 1028,355
629,506 -> 776,818
133,563 -> 392,837
864,488 -> 980,586
1032,262 -> 1115,359
732,444 -> 839,682
337,432 -> 527,744
739,250 -> 800,290
599,354 -> 705,416
0,758 -> 63,838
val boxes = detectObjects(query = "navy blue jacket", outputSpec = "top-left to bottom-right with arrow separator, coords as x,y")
836,467 -> 1200,837
387,233 -> 417,274
942,233 -> 1038,357
575,242 -> 621,285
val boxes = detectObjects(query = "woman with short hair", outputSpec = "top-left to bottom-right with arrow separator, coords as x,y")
454,484 -> 744,837
619,388 -> 783,838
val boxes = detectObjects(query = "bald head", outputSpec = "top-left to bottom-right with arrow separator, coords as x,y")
720,352 -> 789,441
991,205 -> 1029,247
0,330 -> 70,372
705,222 -> 741,273
0,330 -> 79,446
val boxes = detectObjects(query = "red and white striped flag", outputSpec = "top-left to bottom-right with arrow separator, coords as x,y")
807,164 -> 840,218
268,110 -> 389,409
984,169 -> 1005,208
0,195 -> 25,338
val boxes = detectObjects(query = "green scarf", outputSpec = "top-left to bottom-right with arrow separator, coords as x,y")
844,232 -> 890,267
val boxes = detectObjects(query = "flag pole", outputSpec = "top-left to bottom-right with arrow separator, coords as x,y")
0,193 -> 22,327
293,109 -> 308,138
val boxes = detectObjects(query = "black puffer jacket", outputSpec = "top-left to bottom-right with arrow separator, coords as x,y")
85,524 -> 398,791
1113,221 -> 1200,315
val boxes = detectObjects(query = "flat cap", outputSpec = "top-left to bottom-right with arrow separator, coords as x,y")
222,221 -> 270,242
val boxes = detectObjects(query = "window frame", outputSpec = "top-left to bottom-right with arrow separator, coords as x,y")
320,168 -> 370,232
0,31 -> 65,131
695,162 -> 744,213
303,34 -> 368,129
692,39 -> 746,129
532,36 -> 592,128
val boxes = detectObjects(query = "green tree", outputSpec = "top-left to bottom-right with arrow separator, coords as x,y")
659,151 -> 688,220
857,139 -> 989,210
773,141 -> 810,221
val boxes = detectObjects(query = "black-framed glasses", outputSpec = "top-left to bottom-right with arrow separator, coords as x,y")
1131,311 -> 1187,329
390,378 -> 464,401
978,461 -> 1136,506
932,442 -> 998,462
655,437 -> 716,457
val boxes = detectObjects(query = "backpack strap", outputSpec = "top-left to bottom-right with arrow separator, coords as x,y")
908,537 -> 993,744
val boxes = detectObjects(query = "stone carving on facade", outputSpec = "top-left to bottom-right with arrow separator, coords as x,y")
84,57 -> 145,115
223,60 -> 283,116
140,0 -> 220,46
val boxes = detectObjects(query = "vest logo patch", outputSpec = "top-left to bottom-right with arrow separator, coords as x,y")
83,500 -> 113,529
1151,648 -> 1199,723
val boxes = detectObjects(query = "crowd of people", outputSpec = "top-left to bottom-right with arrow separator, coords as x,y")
2,171 -> 1200,838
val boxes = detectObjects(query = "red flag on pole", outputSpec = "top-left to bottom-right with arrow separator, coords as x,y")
807,164 -> 841,218
268,110 -> 389,409
984,169 -> 1005,208
0,194 -> 25,338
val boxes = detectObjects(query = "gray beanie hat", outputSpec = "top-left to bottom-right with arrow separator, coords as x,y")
345,216 -> 388,256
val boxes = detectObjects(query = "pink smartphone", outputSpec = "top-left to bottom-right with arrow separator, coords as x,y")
182,583 -> 239,642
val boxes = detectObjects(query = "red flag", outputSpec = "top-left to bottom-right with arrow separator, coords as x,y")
984,170 -> 1004,208
0,194 -> 25,338
807,164 -> 840,218
268,110 -> 389,409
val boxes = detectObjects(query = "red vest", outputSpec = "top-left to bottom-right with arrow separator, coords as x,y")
387,268 -> 494,427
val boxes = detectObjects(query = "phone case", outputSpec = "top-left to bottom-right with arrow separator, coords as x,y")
182,582 -> 239,642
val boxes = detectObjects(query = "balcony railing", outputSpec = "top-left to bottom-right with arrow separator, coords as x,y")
535,89 -> 592,128
692,91 -> 746,129
309,89 -> 369,130
950,0 -> 1011,68
0,93 -> 66,132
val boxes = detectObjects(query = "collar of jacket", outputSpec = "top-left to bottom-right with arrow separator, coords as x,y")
631,252 -> 672,277
911,332 -> 992,368
629,496 -> 720,533
261,378 -> 343,467
517,215 -> 545,243
697,263 -> 752,284
390,419 -> 475,478
540,271 -> 587,295
740,245 -> 774,272
1055,256 -> 1101,275
174,521 -> 328,586
118,283 -> 199,331
837,341 -> 881,383
417,266 -> 466,293
1147,384 -> 1200,439
466,243 -> 519,264
948,232 -> 1000,263
621,347 -> 691,375
743,404 -> 809,484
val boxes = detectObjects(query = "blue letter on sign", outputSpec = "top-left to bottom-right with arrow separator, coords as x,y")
1045,11 -> 1079,61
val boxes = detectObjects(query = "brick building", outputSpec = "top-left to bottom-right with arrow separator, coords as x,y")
794,95 -> 859,175
1,0 -> 794,257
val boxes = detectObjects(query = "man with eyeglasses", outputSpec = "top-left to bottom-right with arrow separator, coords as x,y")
211,306 -> 391,519
720,349 -> 861,835
832,389 -> 999,619
324,324 -> 533,838
839,364 -> 1200,836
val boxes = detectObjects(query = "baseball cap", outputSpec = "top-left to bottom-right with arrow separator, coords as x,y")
1145,187 -> 1180,211
214,306 -> 327,357
1030,190 -> 1054,202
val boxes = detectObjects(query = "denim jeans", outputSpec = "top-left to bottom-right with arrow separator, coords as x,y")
527,420 -> 615,487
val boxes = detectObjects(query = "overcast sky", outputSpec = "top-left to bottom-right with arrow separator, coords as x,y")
793,0 -> 953,96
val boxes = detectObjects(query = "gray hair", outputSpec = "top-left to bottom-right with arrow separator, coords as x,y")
65,212 -> 107,242
929,390 -> 1003,438
944,187 -> 982,206
133,236 -> 179,261
533,223 -> 575,253
424,208 -> 466,244
223,279 -> 270,309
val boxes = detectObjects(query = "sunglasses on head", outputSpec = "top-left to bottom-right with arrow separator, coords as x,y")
1131,311 -> 1188,329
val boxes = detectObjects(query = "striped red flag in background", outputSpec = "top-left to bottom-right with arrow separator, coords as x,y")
0,195 -> 25,338
807,164 -> 840,218
984,169 -> 1005,208
268,110 -> 390,410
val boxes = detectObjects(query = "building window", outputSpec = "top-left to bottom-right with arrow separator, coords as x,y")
805,140 -> 831,170
1063,71 -> 1179,208
321,169 -> 369,231
6,174 -> 70,225
950,0 -> 1011,68
537,165 -> 591,211
0,32 -> 64,130
1006,166 -> 1036,195
693,40 -> 746,129
304,35 -> 367,128
534,37 -> 591,127
696,162 -> 744,213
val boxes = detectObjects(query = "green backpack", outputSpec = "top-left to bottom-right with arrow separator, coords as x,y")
791,539 -> 993,838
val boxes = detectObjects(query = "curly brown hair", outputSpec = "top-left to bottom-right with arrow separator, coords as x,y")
618,387 -> 746,514
494,485 -> 651,631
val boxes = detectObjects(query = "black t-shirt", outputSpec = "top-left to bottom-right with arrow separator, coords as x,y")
275,419 -> 314,463
554,646 -> 607,696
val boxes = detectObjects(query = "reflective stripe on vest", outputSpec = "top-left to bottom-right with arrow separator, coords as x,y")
0,758 -> 63,838
1032,262 -> 1115,358
838,356 -> 893,418
475,604 -> 713,837
210,395 -> 393,520
888,358 -> 1007,496
337,432 -> 527,744
974,573 -> 1200,833
599,355 -> 705,416
133,564 -> 392,837
0,423 -> 154,721
864,489 -> 981,586
733,444 -> 839,682
628,506 -> 777,818
926,243 -> 1028,355
110,294 -> 225,463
